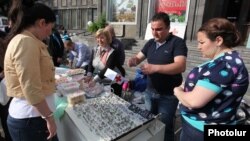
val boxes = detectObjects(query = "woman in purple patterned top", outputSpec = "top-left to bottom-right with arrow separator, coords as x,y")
174,18 -> 249,141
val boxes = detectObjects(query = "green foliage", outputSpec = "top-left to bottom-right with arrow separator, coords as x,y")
87,14 -> 107,33
87,22 -> 98,33
169,14 -> 186,23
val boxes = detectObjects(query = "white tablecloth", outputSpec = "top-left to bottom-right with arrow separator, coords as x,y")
56,106 -> 165,141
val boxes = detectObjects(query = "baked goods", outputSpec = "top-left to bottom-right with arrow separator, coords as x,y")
66,68 -> 85,76
57,81 -> 80,95
67,91 -> 86,106
55,76 -> 72,84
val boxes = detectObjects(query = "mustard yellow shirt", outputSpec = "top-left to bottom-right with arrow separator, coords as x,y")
4,30 -> 55,105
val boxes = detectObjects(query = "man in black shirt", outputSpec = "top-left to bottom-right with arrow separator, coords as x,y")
128,12 -> 188,141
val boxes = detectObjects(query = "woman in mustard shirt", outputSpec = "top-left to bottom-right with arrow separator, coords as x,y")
4,1 -> 57,141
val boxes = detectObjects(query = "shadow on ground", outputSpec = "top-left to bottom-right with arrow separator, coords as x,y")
120,38 -> 137,50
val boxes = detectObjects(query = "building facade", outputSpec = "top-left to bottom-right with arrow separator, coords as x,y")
49,0 -> 250,45
42,0 -> 98,32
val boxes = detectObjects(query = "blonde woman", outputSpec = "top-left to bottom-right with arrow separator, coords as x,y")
87,28 -> 125,96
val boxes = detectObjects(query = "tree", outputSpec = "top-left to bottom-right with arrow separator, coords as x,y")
87,14 -> 107,33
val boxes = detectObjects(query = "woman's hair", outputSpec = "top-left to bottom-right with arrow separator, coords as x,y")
198,18 -> 241,47
6,0 -> 56,44
95,28 -> 112,44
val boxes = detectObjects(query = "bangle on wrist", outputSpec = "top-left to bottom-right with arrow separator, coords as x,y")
41,112 -> 53,119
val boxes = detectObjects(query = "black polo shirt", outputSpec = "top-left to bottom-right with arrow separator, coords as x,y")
141,34 -> 188,95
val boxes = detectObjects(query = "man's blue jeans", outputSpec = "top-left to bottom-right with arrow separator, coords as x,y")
144,89 -> 178,141
7,115 -> 58,141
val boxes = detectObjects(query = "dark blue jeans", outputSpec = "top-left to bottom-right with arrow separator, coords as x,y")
180,117 -> 203,141
144,89 -> 178,141
7,115 -> 58,141
0,99 -> 12,141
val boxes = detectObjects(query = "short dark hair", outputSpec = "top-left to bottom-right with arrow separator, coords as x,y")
151,12 -> 170,27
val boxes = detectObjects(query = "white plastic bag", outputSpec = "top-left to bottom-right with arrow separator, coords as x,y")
0,78 -> 10,105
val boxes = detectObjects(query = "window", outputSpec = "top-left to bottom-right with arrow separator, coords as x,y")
62,10 -> 70,29
53,0 -> 58,7
88,8 -> 97,22
72,0 -> 77,6
62,0 -> 67,7
107,0 -> 138,24
81,0 -> 87,5
81,9 -> 88,29
71,9 -> 78,29
93,0 -> 98,5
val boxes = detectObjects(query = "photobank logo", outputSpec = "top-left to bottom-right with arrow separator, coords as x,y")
204,125 -> 250,141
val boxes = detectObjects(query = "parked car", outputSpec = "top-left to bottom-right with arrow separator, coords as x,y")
0,16 -> 8,32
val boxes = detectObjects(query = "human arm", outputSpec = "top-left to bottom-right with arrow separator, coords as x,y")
56,57 -> 63,64
140,37 -> 187,75
13,38 -> 56,139
94,49 -> 118,81
127,51 -> 146,67
86,48 -> 95,76
67,52 -> 74,68
83,48 -> 95,83
173,58 -> 241,109
75,44 -> 89,68
174,84 -> 217,109
140,55 -> 186,75
33,100 -> 57,140
89,50 -> 118,86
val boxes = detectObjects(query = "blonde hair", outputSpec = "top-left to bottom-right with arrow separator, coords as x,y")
95,28 -> 112,44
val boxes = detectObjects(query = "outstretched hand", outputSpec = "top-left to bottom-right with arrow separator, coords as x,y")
83,76 -> 92,83
140,63 -> 155,74
88,80 -> 96,87
45,117 -> 57,140
127,57 -> 138,67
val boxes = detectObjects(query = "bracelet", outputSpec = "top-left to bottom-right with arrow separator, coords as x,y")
41,112 -> 53,119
